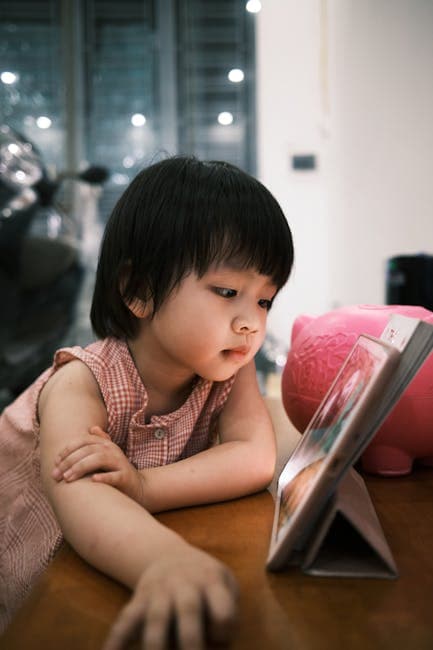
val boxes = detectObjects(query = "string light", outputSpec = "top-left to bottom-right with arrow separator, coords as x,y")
217,112 -> 234,126
1,71 -> 18,84
228,69 -> 244,83
246,0 -> 261,14
131,113 -> 146,127
36,116 -> 52,129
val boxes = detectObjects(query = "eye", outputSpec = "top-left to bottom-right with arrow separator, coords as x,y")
258,298 -> 273,311
213,287 -> 237,299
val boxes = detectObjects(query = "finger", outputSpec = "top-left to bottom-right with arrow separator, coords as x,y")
54,440 -> 94,465
62,451 -> 115,481
103,600 -> 145,650
52,445 -> 97,479
54,435 -> 108,467
53,444 -> 107,478
142,595 -> 172,650
222,566 -> 239,595
204,580 -> 238,645
92,471 -> 121,487
174,588 -> 203,650
89,425 -> 111,440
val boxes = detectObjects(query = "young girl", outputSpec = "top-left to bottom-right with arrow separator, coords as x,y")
0,156 -> 294,649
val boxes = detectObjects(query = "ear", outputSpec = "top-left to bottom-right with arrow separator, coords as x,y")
119,263 -> 153,319
125,296 -> 153,319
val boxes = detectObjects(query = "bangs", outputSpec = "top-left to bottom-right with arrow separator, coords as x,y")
178,166 -> 293,290
193,213 -> 292,289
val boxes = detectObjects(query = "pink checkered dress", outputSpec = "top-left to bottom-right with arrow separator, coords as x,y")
0,338 -> 235,632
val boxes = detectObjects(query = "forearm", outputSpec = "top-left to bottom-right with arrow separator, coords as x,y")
141,438 -> 276,513
43,473 -> 187,589
37,364 -> 189,590
37,361 -> 240,650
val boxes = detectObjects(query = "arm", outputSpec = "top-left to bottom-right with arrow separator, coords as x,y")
39,361 -> 237,649
139,361 -> 277,512
51,361 -> 276,513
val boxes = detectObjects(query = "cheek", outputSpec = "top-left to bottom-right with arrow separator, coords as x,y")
166,316 -> 214,349
254,314 -> 268,343
255,330 -> 267,352
257,310 -> 268,331
183,320 -> 225,358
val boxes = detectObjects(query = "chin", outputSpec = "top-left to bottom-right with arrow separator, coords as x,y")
200,370 -> 236,383
198,358 -> 248,383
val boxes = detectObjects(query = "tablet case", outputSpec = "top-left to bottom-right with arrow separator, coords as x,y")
295,469 -> 398,579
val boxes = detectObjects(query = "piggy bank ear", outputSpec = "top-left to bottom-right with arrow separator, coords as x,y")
291,314 -> 314,344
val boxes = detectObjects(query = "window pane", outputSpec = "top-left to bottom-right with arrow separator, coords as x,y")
0,0 -> 66,170
83,0 -> 160,220
176,0 -> 256,172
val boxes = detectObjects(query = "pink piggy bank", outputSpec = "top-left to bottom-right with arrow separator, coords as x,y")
281,304 -> 433,476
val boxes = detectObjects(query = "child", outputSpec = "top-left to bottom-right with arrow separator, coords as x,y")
0,156 -> 294,648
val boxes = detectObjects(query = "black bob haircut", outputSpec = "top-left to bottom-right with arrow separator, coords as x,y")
91,156 -> 294,340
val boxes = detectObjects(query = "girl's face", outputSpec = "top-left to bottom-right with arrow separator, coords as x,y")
137,264 -> 277,382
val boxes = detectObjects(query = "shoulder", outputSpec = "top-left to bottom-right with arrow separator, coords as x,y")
38,338 -> 134,434
43,338 -> 128,405
37,358 -> 108,491
54,338 -> 124,372
39,358 -> 103,415
38,357 -> 109,458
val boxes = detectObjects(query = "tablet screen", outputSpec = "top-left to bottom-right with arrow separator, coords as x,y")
268,335 -> 398,568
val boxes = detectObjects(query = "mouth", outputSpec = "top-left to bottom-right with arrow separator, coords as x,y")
230,345 -> 250,355
222,345 -> 251,361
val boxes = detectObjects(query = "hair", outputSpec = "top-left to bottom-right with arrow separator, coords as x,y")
90,156 -> 294,339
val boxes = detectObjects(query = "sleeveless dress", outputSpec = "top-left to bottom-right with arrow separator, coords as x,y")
0,337 -> 235,632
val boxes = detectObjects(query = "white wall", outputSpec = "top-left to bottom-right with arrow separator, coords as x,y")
256,0 -> 331,344
327,0 -> 433,306
256,0 -> 433,345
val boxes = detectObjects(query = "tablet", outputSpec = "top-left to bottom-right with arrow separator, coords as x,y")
266,334 -> 400,571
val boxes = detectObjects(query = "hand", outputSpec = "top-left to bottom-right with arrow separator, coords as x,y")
52,425 -> 145,504
103,544 -> 238,650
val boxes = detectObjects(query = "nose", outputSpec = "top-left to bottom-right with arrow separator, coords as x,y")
231,313 -> 260,335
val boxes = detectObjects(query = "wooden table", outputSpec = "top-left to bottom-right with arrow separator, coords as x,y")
2,399 -> 433,649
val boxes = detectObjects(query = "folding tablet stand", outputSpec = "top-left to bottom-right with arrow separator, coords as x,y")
297,469 -> 398,579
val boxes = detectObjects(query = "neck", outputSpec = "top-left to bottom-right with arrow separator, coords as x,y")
127,336 -> 197,416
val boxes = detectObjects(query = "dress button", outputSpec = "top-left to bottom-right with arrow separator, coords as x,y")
154,428 -> 166,440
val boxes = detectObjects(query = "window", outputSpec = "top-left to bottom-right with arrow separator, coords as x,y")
0,0 -> 256,221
